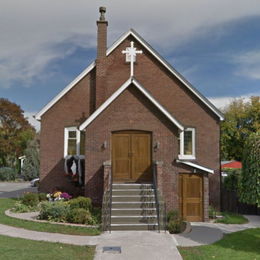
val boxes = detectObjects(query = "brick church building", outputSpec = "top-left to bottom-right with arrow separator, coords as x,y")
36,7 -> 224,227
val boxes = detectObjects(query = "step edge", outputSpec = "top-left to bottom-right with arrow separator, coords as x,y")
111,215 -> 157,218
111,223 -> 158,227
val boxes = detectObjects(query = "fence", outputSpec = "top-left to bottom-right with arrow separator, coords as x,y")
221,188 -> 260,215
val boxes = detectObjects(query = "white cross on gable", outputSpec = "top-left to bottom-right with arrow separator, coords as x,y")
122,41 -> 143,77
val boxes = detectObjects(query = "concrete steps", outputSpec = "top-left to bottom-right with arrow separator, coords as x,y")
110,183 -> 158,231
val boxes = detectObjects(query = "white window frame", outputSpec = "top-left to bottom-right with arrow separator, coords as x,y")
64,127 -> 81,157
178,128 -> 196,160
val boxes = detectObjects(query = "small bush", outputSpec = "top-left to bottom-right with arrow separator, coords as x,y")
168,219 -> 183,234
0,167 -> 17,181
39,201 -> 69,222
167,210 -> 184,234
66,208 -> 94,225
38,193 -> 47,202
91,207 -> 102,224
11,201 -> 38,213
22,192 -> 39,207
68,196 -> 92,211
209,205 -> 217,219
167,210 -> 179,222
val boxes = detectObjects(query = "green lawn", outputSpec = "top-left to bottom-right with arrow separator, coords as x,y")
0,234 -> 95,260
0,198 -> 101,236
179,228 -> 260,260
215,212 -> 248,224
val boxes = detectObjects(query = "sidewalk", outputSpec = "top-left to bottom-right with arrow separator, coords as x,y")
0,223 -> 182,260
174,215 -> 260,247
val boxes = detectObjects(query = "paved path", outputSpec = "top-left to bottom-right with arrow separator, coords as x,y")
0,182 -> 37,198
0,223 -> 182,260
1,208 -> 259,259
174,215 -> 260,247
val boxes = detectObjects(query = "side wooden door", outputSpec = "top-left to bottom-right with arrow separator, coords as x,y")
179,174 -> 203,222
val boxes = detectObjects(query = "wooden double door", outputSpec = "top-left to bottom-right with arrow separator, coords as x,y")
179,173 -> 203,221
112,131 -> 152,182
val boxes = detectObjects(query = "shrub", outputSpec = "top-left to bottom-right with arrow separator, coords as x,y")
167,210 -> 179,222
68,196 -> 92,211
209,205 -> 217,219
22,139 -> 39,181
22,192 -> 39,207
91,207 -> 102,224
11,201 -> 37,213
39,201 -> 69,222
168,219 -> 183,234
167,210 -> 184,234
0,167 -> 17,181
38,193 -> 47,202
66,208 -> 94,225
223,168 -> 241,191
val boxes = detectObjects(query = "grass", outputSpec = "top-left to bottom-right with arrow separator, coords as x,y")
179,228 -> 260,260
0,234 -> 95,260
0,198 -> 101,236
215,212 -> 248,224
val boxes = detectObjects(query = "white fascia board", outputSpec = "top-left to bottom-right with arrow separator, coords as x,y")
176,160 -> 214,174
107,29 -> 224,121
79,78 -> 132,130
35,62 -> 95,120
79,77 -> 184,131
132,78 -> 184,130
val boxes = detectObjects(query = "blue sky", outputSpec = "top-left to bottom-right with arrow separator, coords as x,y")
0,1 -> 260,130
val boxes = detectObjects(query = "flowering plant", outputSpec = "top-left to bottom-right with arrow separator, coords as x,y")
46,191 -> 72,201
60,192 -> 72,200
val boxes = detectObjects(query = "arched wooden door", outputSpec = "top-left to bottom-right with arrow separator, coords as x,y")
112,131 -> 152,182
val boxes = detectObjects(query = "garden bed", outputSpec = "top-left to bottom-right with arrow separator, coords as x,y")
5,209 -> 99,228
0,198 -> 101,236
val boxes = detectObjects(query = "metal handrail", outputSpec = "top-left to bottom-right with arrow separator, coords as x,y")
109,168 -> 112,233
153,162 -> 166,232
153,163 -> 160,232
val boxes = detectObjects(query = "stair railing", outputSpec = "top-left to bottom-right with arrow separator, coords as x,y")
153,162 -> 167,232
102,162 -> 113,232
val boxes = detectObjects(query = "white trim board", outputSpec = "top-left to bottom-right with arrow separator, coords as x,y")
79,77 -> 184,131
176,160 -> 214,174
35,29 -> 224,121
35,62 -> 95,120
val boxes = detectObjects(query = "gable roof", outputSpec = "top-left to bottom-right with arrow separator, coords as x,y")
79,77 -> 184,131
35,29 -> 224,121
176,160 -> 214,174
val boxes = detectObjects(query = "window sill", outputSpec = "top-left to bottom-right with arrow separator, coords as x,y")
178,155 -> 196,160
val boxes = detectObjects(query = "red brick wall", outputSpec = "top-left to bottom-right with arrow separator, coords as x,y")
39,34 -> 220,211
39,72 -> 94,196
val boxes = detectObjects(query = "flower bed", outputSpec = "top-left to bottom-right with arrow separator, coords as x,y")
11,191 -> 101,226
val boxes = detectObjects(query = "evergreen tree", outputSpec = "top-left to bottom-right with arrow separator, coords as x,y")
22,138 -> 40,181
239,132 -> 260,207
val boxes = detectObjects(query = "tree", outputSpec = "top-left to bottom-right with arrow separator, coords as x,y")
22,137 -> 40,180
239,132 -> 260,207
221,96 -> 260,160
0,98 -> 35,167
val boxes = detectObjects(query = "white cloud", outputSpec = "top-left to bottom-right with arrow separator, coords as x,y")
232,50 -> 260,79
1,0 -> 260,87
208,93 -> 259,110
23,112 -> 40,132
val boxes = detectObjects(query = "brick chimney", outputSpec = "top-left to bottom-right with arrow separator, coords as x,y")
95,7 -> 108,109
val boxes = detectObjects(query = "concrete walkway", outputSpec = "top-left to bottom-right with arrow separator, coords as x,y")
174,215 -> 260,247
0,182 -> 37,198
0,223 -> 182,260
0,213 -> 259,258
